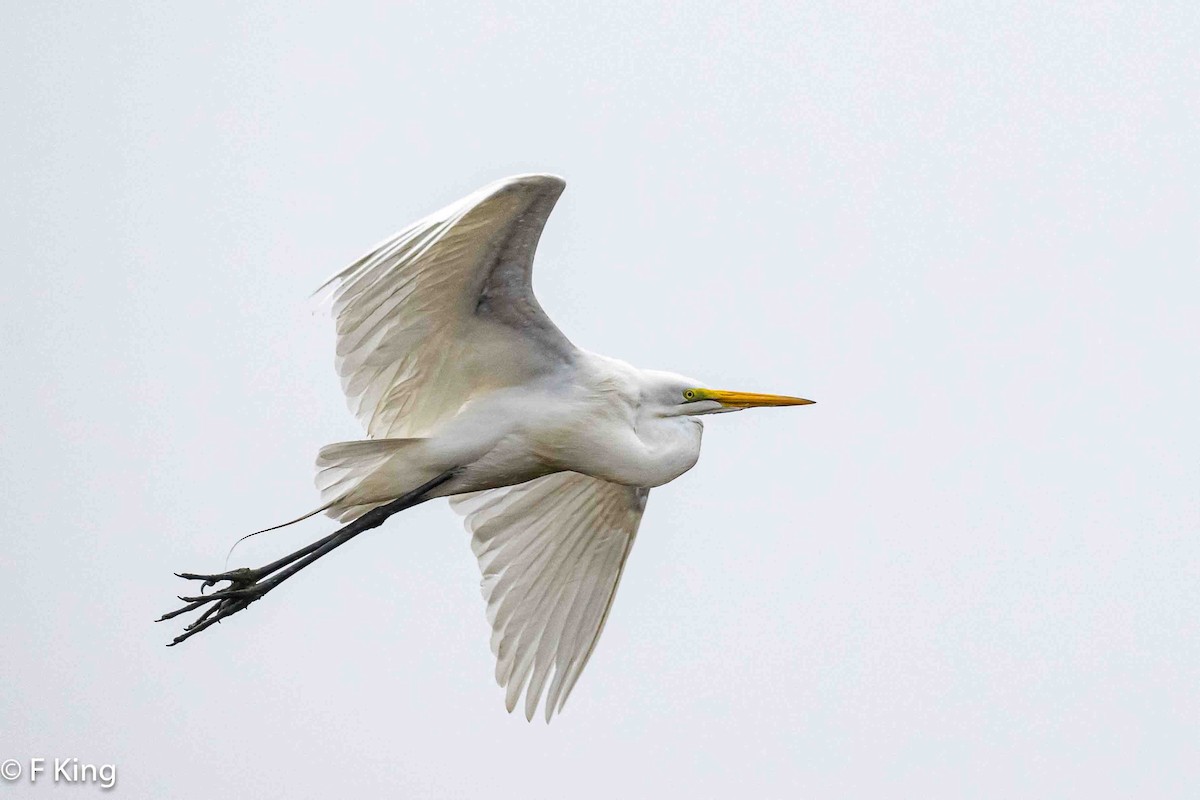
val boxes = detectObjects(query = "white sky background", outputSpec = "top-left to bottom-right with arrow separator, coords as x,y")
2,2 -> 1197,796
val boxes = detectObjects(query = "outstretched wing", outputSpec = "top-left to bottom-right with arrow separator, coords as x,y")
317,174 -> 576,438
449,473 -> 649,721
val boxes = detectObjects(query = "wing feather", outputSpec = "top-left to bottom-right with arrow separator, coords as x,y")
318,174 -> 575,438
450,473 -> 650,721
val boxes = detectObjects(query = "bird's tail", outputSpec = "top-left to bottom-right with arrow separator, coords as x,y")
224,437 -> 432,566
316,438 -> 433,522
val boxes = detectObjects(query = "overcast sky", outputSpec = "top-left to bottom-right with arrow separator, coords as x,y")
2,2 -> 1197,797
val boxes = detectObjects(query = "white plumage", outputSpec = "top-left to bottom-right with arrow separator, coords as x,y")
163,174 -> 812,720
451,474 -> 647,721
318,175 -> 574,441
310,177 -> 677,718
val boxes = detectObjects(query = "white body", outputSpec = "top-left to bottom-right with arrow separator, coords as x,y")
325,352 -> 704,513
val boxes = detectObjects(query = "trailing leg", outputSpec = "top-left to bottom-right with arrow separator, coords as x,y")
158,470 -> 459,646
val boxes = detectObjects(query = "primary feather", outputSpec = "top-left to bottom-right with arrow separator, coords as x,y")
317,174 -> 575,439
450,474 -> 648,721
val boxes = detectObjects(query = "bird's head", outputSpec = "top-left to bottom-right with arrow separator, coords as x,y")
647,371 -> 815,417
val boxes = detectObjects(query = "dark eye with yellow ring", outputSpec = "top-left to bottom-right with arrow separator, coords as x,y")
683,390 -> 696,401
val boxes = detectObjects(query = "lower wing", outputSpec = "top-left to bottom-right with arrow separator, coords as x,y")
449,472 -> 649,721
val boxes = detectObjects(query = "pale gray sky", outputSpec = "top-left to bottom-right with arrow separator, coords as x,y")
2,2 -> 1197,797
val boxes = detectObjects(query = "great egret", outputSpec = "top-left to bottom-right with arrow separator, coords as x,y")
160,174 -> 814,721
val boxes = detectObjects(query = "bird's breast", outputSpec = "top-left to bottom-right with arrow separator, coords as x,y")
436,377 -> 704,492
539,405 -> 703,488
631,417 -> 703,487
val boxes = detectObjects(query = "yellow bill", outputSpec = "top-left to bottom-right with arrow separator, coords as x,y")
687,388 -> 815,408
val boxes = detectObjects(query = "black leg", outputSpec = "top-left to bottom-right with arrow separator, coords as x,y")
158,469 -> 459,646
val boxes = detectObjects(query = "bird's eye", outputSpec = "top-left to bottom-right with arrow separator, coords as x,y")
683,390 -> 696,401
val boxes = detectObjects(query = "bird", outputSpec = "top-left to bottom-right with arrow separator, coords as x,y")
159,174 -> 814,721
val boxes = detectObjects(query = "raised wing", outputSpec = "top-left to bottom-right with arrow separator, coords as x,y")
449,473 -> 649,721
317,174 -> 576,438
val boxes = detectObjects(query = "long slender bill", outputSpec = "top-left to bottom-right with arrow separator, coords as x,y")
695,389 -> 815,408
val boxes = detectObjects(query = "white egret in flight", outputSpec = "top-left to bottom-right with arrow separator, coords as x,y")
160,174 -> 814,721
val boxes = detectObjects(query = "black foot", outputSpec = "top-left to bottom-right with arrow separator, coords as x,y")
157,567 -> 278,645
157,469 -> 462,647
